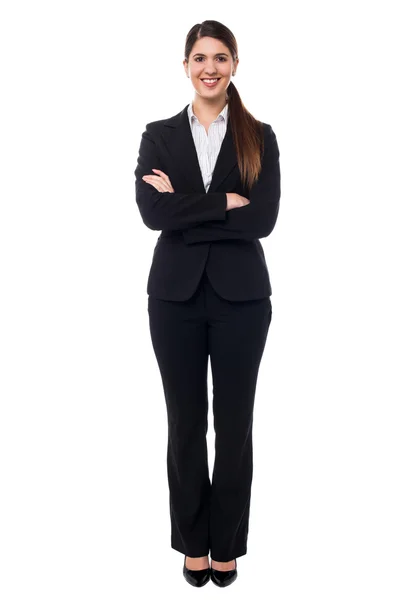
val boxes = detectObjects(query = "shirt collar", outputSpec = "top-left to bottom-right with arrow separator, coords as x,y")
187,101 -> 229,125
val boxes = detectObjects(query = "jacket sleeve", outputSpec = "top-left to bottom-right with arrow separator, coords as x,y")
181,124 -> 281,244
134,124 -> 228,231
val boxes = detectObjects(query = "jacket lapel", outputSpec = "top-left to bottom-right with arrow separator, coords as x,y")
160,103 -> 238,194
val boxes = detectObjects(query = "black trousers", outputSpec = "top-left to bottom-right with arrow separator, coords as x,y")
147,270 -> 272,562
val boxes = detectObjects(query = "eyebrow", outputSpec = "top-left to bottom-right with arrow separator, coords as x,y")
192,53 -> 229,57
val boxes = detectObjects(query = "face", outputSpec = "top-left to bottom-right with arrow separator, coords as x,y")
183,36 -> 238,100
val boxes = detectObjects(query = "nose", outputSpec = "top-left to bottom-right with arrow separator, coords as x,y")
203,60 -> 218,76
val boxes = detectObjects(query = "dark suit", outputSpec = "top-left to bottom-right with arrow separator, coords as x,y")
134,104 -> 280,301
134,104 -> 280,562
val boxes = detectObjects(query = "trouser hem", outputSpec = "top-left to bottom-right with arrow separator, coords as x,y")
171,542 -> 210,558
210,548 -> 248,562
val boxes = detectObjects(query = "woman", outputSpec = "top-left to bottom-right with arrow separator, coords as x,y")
134,20 -> 280,587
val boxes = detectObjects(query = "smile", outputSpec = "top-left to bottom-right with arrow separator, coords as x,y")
201,78 -> 221,87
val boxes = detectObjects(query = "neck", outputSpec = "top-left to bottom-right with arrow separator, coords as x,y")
191,95 -> 228,122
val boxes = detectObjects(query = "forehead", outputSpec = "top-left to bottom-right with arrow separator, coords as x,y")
190,36 -> 231,57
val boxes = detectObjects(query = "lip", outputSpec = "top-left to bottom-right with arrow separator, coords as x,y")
200,78 -> 221,88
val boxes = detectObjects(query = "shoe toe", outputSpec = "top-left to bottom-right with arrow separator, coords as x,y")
210,559 -> 238,587
183,557 -> 211,587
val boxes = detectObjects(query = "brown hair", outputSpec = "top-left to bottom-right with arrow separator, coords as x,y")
184,20 -> 264,190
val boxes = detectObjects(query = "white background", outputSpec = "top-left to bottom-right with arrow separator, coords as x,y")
1,1 -> 399,598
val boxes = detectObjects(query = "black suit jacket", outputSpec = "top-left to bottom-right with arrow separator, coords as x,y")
134,103 -> 281,301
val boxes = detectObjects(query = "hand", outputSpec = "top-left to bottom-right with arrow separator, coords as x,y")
142,169 -> 175,192
226,193 -> 250,211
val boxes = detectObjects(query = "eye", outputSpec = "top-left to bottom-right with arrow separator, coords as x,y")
194,56 -> 227,62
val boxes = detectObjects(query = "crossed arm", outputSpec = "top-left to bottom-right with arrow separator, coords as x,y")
134,123 -> 281,243
134,126 -> 228,231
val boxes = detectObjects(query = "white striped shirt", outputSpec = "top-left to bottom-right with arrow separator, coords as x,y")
187,101 -> 229,192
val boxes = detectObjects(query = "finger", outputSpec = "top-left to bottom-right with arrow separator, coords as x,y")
152,169 -> 167,177
143,175 -> 166,186
142,175 -> 174,192
143,175 -> 165,184
152,169 -> 172,183
143,175 -> 173,192
144,179 -> 170,193
144,172 -> 172,186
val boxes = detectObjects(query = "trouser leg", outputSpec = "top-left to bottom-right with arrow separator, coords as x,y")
147,284 -> 210,557
205,277 -> 273,561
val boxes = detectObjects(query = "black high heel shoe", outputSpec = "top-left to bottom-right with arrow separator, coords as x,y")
183,556 -> 211,587
210,558 -> 238,587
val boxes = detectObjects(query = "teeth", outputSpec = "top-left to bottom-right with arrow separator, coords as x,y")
203,79 -> 218,83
